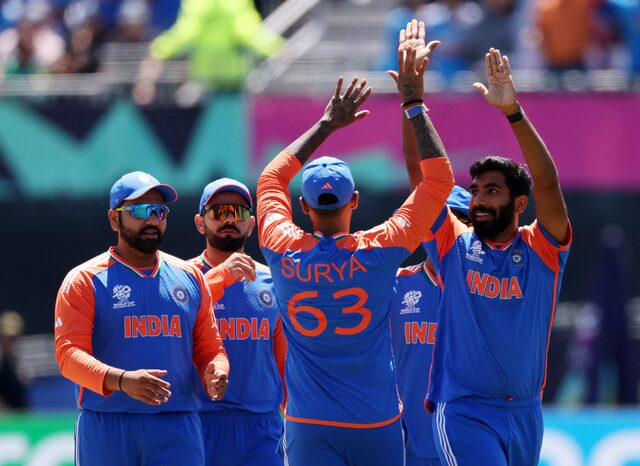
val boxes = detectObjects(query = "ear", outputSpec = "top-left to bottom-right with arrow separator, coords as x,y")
108,209 -> 119,233
514,195 -> 528,215
299,196 -> 311,215
350,191 -> 359,211
194,214 -> 206,235
247,215 -> 256,237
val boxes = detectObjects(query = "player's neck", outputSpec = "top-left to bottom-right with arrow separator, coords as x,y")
311,220 -> 350,237
482,225 -> 519,244
114,243 -> 158,268
204,246 -> 244,267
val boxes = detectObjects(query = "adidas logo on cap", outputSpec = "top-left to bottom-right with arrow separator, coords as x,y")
321,182 -> 333,190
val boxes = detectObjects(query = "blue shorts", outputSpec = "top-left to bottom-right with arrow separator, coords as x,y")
76,410 -> 203,466
200,409 -> 283,466
433,396 -> 543,466
281,418 -> 405,466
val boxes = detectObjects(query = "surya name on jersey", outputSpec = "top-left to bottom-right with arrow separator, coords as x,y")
280,255 -> 368,283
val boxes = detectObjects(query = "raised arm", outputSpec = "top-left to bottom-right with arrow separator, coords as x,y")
473,48 -> 569,243
396,20 -> 441,190
257,76 -> 371,249
285,76 -> 371,166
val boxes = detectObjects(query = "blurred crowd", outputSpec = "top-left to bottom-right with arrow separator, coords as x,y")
0,0 -> 283,79
375,0 -> 640,78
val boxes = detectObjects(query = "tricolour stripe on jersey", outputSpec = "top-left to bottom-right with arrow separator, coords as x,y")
421,262 -> 438,286
285,409 -> 402,429
198,252 -> 215,271
108,248 -> 163,277
436,402 -> 458,466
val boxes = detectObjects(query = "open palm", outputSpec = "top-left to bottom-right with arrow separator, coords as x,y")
399,19 -> 440,64
473,48 -> 517,110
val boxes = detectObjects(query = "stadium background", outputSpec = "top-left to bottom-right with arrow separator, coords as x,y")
0,0 -> 639,465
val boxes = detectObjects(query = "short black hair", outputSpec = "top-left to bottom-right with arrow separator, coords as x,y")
469,156 -> 532,198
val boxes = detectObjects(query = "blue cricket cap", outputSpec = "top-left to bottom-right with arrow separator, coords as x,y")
302,156 -> 355,210
447,185 -> 471,219
198,178 -> 252,214
109,171 -> 178,209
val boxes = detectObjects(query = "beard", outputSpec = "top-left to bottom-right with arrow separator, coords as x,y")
471,198 -> 516,240
206,224 -> 248,252
119,221 -> 164,254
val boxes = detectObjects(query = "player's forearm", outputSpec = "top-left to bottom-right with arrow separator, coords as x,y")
284,120 -> 335,166
56,345 -> 113,395
508,107 -> 560,190
402,114 -> 422,190
409,113 -> 448,161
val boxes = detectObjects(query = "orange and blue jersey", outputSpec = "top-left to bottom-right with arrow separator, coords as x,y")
54,247 -> 228,413
189,252 -> 286,414
390,263 -> 440,460
256,151 -> 454,428
424,212 -> 572,406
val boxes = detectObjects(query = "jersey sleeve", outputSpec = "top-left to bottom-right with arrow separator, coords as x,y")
358,158 -> 455,268
54,270 -> 113,396
273,315 -> 288,410
521,220 -> 573,273
203,264 -> 237,302
425,210 -> 470,270
192,267 -> 229,387
256,151 -> 310,255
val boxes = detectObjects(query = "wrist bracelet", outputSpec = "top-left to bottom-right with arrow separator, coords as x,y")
506,105 -> 524,123
401,98 -> 423,108
119,371 -> 126,391
404,103 -> 428,119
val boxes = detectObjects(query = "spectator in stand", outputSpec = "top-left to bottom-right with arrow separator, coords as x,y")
0,311 -> 27,411
114,0 -> 151,42
0,0 -> 64,74
601,0 -> 640,77
458,0 -> 516,72
421,0 -> 484,77
535,0 -> 600,72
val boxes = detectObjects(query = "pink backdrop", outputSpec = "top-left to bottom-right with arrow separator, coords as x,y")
251,93 -> 640,190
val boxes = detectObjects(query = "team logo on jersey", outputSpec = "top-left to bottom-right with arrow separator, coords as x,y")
400,290 -> 422,314
172,286 -> 189,305
466,240 -> 486,264
113,285 -> 136,309
263,212 -> 284,227
257,289 -> 276,308
395,215 -> 411,228
214,302 -> 226,311
512,250 -> 524,265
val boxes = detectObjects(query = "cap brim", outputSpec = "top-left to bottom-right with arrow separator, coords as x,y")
125,183 -> 178,204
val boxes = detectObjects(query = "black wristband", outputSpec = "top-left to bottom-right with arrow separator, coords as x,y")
506,106 -> 524,123
118,370 -> 126,391
401,98 -> 423,108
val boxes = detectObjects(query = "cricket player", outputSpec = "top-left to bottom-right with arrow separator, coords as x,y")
189,178 -> 286,466
256,42 -> 455,465
54,171 -> 231,465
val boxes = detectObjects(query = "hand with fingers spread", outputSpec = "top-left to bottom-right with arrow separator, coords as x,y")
399,19 -> 440,67
220,252 -> 257,282
387,43 -> 430,102
120,369 -> 172,406
205,361 -> 229,401
473,48 -> 519,115
321,76 -> 372,130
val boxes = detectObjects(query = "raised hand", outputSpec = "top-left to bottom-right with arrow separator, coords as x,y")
387,44 -> 429,102
219,252 -> 257,282
472,48 -> 518,114
399,19 -> 440,66
120,369 -> 172,405
205,361 -> 229,401
321,76 -> 372,130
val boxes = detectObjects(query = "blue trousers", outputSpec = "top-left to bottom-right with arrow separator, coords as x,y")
281,418 -> 405,466
433,396 -> 543,466
76,410 -> 204,466
200,409 -> 283,466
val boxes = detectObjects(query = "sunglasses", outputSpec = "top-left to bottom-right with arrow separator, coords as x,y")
115,204 -> 170,221
203,204 -> 252,221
